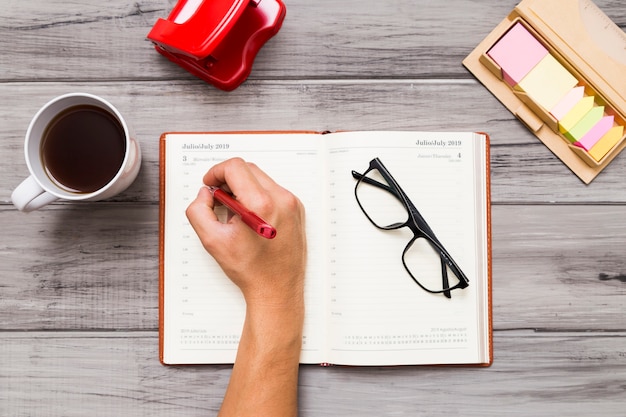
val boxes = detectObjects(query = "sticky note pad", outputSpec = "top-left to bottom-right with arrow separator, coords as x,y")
564,106 -> 605,142
574,116 -> 614,151
588,126 -> 625,162
558,96 -> 594,135
516,55 -> 578,111
487,22 -> 548,87
550,86 -> 584,121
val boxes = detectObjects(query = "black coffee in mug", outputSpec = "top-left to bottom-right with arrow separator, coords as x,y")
41,104 -> 126,193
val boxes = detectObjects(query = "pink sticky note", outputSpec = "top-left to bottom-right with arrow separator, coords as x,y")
550,86 -> 584,121
574,116 -> 614,151
487,22 -> 548,86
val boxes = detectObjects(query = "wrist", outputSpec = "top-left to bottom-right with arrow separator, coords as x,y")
241,271 -> 305,317
246,300 -> 304,335
246,301 -> 304,344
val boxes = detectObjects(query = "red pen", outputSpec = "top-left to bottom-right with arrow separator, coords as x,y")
207,186 -> 277,239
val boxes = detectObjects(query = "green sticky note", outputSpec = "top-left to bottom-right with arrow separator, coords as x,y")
516,54 -> 578,111
558,96 -> 594,135
564,106 -> 604,142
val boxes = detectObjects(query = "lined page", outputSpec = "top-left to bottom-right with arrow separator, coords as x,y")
324,131 -> 489,365
162,133 -> 328,364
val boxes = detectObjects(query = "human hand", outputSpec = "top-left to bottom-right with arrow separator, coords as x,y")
187,158 -> 305,416
185,157 -> 307,312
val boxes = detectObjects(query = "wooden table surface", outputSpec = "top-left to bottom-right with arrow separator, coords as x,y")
1,1 -> 625,415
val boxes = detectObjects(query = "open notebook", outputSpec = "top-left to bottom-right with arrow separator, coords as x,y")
159,131 -> 492,366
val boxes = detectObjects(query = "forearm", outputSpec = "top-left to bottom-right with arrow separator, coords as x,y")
218,302 -> 304,417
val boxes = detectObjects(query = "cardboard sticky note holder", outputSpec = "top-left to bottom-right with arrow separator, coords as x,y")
464,0 -> 626,183
147,0 -> 286,91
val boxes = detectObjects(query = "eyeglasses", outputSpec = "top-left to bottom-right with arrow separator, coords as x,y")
352,157 -> 469,298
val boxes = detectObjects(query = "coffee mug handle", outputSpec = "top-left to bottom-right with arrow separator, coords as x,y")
11,176 -> 59,212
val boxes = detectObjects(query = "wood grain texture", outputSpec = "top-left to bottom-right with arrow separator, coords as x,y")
1,205 -> 624,331
2,82 -> 626,205
1,332 -> 625,416
1,0 -> 626,415
0,0 -> 518,81
1,0 -> 623,81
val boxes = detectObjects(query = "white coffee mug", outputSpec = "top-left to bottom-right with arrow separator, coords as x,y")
11,93 -> 141,212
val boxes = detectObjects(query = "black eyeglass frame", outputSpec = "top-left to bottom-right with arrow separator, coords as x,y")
351,157 -> 470,298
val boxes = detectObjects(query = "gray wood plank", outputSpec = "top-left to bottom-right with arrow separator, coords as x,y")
2,0 -> 622,81
1,204 -> 625,331
2,82 -> 626,206
0,205 -> 159,330
1,331 -> 625,416
0,0 -> 518,81
492,205 -> 626,331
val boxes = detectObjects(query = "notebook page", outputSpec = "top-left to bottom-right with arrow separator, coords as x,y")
162,133 -> 328,364
324,131 -> 489,366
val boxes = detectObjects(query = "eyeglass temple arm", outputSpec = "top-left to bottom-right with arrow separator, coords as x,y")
440,247 -> 470,287
441,257 -> 452,299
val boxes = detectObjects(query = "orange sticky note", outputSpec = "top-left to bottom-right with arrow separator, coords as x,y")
589,126 -> 624,162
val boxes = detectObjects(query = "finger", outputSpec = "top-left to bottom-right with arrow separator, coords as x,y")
186,187 -> 226,249
203,159 -> 285,216
202,158 -> 262,197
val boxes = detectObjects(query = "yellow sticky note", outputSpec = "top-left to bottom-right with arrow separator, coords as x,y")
564,106 -> 604,142
558,96 -> 594,135
516,54 -> 578,111
589,126 -> 624,162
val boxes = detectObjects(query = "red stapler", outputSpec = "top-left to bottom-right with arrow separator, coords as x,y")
147,0 -> 286,91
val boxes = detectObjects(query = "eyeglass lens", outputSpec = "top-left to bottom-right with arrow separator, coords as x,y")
354,167 -> 408,229
403,237 -> 462,293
